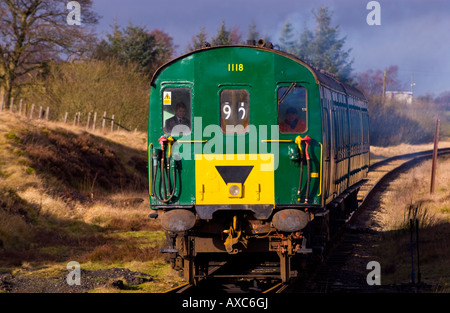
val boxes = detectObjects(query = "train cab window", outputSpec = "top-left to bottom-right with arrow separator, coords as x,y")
277,85 -> 307,133
162,87 -> 192,135
220,89 -> 249,134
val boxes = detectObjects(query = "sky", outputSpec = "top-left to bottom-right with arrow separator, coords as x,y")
91,0 -> 450,97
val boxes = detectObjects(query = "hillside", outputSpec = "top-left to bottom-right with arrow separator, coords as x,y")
0,111 -> 183,292
1,111 -> 449,293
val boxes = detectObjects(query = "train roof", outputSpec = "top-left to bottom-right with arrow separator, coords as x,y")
151,44 -> 367,102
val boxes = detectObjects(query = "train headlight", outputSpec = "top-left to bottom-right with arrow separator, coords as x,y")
227,183 -> 243,198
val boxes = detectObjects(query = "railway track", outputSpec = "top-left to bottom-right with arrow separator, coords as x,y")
165,277 -> 288,294
164,256 -> 287,293
164,147 -> 450,294
298,147 -> 450,293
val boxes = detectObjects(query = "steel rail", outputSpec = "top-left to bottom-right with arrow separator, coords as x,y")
353,147 -> 450,223
305,147 -> 450,292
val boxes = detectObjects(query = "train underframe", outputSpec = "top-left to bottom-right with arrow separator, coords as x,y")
158,187 -> 360,285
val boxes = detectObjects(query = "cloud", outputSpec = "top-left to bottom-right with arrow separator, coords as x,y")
92,0 -> 450,95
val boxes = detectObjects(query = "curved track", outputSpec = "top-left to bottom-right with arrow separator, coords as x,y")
292,147 -> 450,293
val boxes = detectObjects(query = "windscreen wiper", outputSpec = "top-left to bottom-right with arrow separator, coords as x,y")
278,82 -> 297,105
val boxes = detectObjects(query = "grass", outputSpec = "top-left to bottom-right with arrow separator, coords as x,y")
370,141 -> 450,163
3,109 -> 449,292
85,260 -> 185,293
0,111 -> 181,292
373,154 -> 450,290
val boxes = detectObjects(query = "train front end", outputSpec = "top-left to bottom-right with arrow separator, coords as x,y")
148,45 -> 323,283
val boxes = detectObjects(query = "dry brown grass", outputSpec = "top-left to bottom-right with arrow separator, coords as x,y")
0,112 -> 170,289
370,141 -> 450,162
2,111 -> 449,292
374,154 -> 450,290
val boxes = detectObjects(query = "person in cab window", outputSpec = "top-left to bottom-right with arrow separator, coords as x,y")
279,107 -> 306,133
164,102 -> 191,133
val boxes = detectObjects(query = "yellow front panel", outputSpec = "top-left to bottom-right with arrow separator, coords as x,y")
195,154 -> 275,205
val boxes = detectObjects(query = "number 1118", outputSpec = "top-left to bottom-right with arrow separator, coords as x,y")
228,64 -> 244,71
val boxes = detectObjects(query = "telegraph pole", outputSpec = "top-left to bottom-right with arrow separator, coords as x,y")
430,119 -> 439,194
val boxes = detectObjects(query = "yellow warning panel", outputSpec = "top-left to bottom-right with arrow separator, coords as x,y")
195,154 -> 275,205
163,91 -> 171,105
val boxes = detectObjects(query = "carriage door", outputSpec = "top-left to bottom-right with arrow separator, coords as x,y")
322,106 -> 332,200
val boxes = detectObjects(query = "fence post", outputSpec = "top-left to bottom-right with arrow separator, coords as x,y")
9,97 -> 14,112
38,106 -> 43,119
111,114 -> 115,132
0,93 -> 4,111
64,112 -> 68,124
45,107 -> 49,121
30,103 -> 35,119
92,112 -> 97,131
430,119 -> 440,194
19,99 -> 23,116
409,219 -> 415,284
86,112 -> 91,130
102,111 -> 106,130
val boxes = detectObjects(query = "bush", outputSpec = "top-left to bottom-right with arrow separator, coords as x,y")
24,59 -> 150,131
368,97 -> 435,146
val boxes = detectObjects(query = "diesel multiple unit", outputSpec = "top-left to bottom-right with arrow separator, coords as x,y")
148,42 -> 369,283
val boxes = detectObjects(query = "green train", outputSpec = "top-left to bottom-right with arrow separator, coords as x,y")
148,41 -> 369,283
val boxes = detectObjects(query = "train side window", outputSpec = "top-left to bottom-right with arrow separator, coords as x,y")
278,85 -> 307,133
162,87 -> 192,135
220,89 -> 249,134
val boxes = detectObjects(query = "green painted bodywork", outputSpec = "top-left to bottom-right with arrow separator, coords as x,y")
148,46 -> 325,208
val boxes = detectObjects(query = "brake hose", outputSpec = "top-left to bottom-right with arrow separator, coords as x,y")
295,136 -> 303,197
303,136 -> 311,203
151,136 -> 177,203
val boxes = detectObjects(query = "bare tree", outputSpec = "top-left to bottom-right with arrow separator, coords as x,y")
355,65 -> 403,98
0,0 -> 99,107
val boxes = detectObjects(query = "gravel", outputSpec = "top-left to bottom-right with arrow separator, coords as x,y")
0,268 -> 153,293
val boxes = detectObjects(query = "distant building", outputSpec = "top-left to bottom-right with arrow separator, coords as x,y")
385,91 -> 413,105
